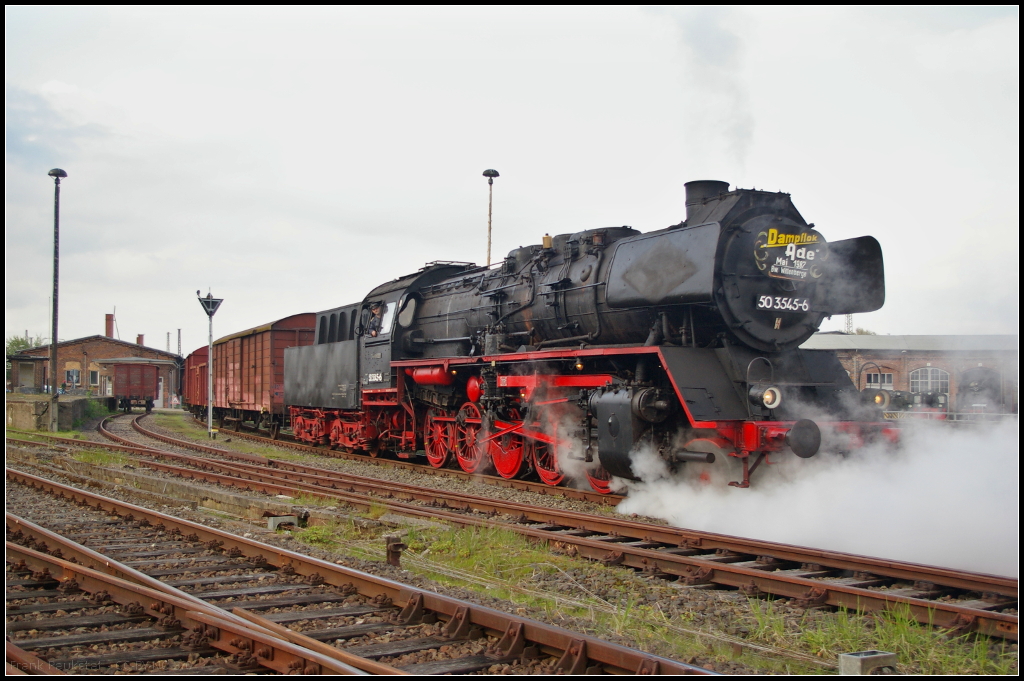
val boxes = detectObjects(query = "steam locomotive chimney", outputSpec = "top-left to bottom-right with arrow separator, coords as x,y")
136,334 -> 144,346
105,314 -> 114,338
684,180 -> 730,223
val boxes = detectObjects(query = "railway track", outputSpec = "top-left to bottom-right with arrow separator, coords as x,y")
5,468 -> 709,675
194,414 -> 624,506
12,414 -> 1019,642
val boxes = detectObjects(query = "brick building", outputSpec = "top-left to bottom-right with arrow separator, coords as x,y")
800,334 -> 1018,414
8,314 -> 181,407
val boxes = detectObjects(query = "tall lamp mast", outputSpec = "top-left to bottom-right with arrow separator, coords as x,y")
483,169 -> 499,266
48,168 -> 67,432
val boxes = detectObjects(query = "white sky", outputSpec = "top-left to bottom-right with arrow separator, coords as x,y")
5,7 -> 1019,354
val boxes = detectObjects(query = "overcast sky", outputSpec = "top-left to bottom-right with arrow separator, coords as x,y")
5,7 -> 1019,355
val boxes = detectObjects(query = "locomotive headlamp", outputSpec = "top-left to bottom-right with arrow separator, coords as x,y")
863,388 -> 891,410
575,361 -> 584,371
749,385 -> 783,410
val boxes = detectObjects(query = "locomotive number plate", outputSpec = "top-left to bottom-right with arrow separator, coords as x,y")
757,295 -> 809,312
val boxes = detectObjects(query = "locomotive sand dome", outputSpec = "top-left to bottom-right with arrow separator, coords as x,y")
270,180 -> 898,491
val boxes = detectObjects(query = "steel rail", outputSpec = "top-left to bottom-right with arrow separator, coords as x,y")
6,641 -> 65,675
124,416 -> 1018,599
4,512 -> 403,671
5,468 -> 711,675
44,427 -> 1023,642
5,513 -> 404,675
6,543 -> 365,675
15,422 -> 1020,640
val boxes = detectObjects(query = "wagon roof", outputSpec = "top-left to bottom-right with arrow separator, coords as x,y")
213,313 -> 315,346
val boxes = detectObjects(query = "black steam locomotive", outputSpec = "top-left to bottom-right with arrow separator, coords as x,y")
284,180 -> 896,491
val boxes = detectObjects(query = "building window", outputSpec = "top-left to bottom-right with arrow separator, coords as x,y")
64,369 -> 81,386
90,370 -> 99,386
910,367 -> 949,394
866,373 -> 893,389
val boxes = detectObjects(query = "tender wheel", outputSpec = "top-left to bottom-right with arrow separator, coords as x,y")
585,464 -> 614,494
527,439 -> 563,486
488,409 -> 525,479
423,408 -> 454,468
454,402 -> 491,474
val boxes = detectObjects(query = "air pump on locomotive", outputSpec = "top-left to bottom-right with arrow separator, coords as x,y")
263,181 -> 896,492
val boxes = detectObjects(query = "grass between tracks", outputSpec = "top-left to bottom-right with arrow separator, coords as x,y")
148,412 -> 288,458
748,598 -> 1017,675
71,449 -> 130,467
144,413 -> 1015,674
290,521 -> 1017,675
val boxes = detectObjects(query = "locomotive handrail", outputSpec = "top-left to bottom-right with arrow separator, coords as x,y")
744,356 -> 775,386
538,281 -> 606,295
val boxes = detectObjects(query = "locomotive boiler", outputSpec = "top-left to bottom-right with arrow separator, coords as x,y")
284,180 -> 897,491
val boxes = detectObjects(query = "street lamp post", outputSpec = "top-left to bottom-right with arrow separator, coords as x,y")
48,168 -> 67,432
482,169 -> 499,266
197,291 -> 223,438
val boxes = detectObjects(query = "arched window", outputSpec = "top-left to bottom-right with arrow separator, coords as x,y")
910,367 -> 949,394
318,317 -> 327,344
328,314 -> 338,343
337,311 -> 347,341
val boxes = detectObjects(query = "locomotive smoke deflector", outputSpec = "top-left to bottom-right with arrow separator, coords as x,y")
816,236 -> 886,315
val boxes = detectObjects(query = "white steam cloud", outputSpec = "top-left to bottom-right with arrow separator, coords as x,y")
616,419 -> 1019,576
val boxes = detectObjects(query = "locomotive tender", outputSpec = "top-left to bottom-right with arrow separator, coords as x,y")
275,180 -> 897,492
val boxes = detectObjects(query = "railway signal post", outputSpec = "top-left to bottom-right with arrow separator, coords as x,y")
197,291 -> 223,438
47,168 -> 67,432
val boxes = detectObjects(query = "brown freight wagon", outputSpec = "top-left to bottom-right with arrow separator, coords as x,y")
182,345 -> 209,415
113,363 -> 159,413
211,313 -> 315,432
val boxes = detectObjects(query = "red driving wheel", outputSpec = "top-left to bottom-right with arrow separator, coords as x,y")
488,409 -> 525,479
585,464 -> 614,494
423,408 -> 453,468
527,438 -> 564,486
455,402 -> 491,474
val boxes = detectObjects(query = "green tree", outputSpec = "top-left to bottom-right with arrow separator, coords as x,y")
854,327 -> 877,335
6,334 -> 46,356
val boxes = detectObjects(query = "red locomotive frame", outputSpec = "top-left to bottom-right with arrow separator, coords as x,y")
288,346 -> 900,493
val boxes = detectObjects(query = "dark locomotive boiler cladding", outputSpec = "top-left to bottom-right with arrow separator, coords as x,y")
241,180 -> 900,492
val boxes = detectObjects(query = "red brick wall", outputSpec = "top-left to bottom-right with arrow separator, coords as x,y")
834,349 -> 1018,413
19,337 -> 179,407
